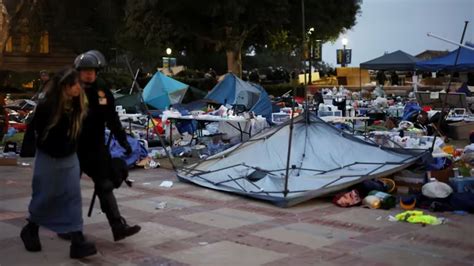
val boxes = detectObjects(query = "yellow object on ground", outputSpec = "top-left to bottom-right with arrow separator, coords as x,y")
442,145 -> 455,154
395,210 -> 442,225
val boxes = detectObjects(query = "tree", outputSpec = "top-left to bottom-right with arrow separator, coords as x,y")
123,0 -> 362,77
0,0 -> 9,64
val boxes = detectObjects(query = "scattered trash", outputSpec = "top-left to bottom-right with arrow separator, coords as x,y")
160,181 -> 174,188
142,182 -> 151,186
20,162 -> 30,166
198,242 -> 209,246
388,215 -> 397,222
376,216 -> 382,221
144,159 -> 160,169
155,201 -> 167,209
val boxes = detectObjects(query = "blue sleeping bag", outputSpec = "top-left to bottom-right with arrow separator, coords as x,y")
105,132 -> 148,167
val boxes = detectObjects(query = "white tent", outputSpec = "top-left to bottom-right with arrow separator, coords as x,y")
178,113 -> 429,207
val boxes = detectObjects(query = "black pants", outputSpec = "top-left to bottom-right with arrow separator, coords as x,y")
80,151 -> 121,224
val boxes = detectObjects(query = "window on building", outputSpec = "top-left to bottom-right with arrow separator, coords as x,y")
39,31 -> 49,54
20,35 -> 31,53
5,36 -> 12,53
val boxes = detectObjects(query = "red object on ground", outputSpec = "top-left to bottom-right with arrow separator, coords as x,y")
422,106 -> 432,112
153,119 -> 164,134
294,96 -> 304,104
9,122 -> 27,132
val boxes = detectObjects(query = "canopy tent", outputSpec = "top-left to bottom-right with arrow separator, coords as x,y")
360,50 -> 420,71
142,71 -> 189,110
177,113 -> 428,207
416,44 -> 474,71
205,73 -> 272,122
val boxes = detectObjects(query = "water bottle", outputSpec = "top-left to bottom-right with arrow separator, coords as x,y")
453,168 -> 461,179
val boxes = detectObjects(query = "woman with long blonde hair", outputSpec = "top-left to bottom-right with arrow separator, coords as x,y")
20,68 -> 97,259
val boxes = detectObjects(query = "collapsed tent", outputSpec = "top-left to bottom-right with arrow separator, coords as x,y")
360,50 -> 420,71
143,71 -> 189,110
177,113 -> 428,207
416,44 -> 474,71
205,73 -> 272,121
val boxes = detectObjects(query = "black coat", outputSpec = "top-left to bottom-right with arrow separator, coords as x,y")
78,80 -> 128,176
32,102 -> 77,158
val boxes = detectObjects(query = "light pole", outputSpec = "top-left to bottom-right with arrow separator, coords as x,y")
165,48 -> 172,74
307,27 -> 315,85
341,38 -> 348,67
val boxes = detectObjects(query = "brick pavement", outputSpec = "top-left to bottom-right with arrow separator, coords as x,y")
1,160 -> 473,266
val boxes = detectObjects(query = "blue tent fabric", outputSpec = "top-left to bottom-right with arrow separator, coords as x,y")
143,71 -> 189,110
205,74 -> 272,122
416,44 -> 474,71
402,102 -> 421,121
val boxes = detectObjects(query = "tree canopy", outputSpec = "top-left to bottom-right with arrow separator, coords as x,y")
123,0 -> 362,76
5,0 -> 362,74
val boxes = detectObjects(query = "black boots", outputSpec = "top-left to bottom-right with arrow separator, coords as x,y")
69,231 -> 97,259
20,220 -> 41,252
111,217 -> 141,242
21,221 -> 96,259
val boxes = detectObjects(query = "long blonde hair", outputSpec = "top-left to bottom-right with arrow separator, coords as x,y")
41,68 -> 87,141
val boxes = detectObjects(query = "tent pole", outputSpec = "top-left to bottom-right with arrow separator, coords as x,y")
284,87 -> 297,197
129,69 -> 141,95
134,72 -> 177,170
446,21 -> 469,92
438,21 -> 468,137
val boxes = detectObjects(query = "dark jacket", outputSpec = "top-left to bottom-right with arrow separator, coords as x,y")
78,80 -> 128,163
32,102 -> 77,158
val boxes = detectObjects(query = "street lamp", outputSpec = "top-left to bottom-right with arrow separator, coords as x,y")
166,48 -> 172,55
341,38 -> 348,67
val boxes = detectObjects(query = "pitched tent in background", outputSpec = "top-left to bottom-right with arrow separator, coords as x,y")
416,44 -> 474,71
205,73 -> 272,122
115,94 -> 142,113
360,50 -> 420,71
177,113 -> 428,207
181,86 -> 208,104
142,71 -> 189,110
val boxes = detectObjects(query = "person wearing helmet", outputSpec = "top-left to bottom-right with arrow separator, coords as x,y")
73,50 -> 141,242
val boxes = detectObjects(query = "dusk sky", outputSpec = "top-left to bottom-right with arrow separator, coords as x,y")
322,0 -> 474,67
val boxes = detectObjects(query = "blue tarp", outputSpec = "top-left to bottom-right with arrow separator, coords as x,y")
143,71 -> 189,110
205,73 -> 272,122
416,44 -> 474,71
106,132 -> 148,167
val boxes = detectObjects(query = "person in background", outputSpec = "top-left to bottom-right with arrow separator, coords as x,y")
391,71 -> 399,86
32,70 -> 51,101
376,71 -> 386,86
20,68 -> 97,259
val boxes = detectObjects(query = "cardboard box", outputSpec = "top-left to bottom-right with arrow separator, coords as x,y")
448,121 -> 474,140
0,157 -> 18,166
430,166 -> 454,184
